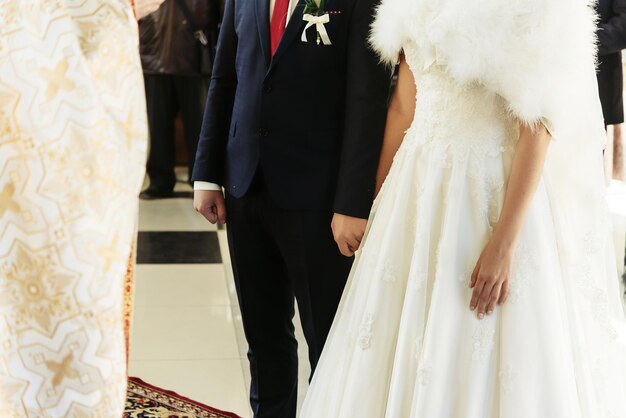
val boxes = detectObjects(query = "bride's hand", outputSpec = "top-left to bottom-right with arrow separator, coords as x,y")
469,237 -> 513,319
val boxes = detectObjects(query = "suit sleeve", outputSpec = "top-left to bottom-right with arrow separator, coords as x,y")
333,0 -> 391,219
598,0 -> 626,55
191,0 -> 238,184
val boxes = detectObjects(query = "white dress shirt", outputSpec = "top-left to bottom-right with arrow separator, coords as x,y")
195,0 -> 298,192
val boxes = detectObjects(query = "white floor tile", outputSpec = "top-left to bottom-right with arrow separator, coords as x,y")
129,359 -> 252,418
239,359 -> 251,397
222,263 -> 247,359
217,229 -> 231,264
139,199 -> 217,231
134,264 -> 230,307
298,379 -> 310,416
130,306 -> 239,361
174,182 -> 193,193
132,175 -> 315,416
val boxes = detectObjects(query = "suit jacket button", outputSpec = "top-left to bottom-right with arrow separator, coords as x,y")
258,128 -> 269,137
263,84 -> 273,93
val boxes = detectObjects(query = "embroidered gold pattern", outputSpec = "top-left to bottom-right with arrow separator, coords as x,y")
0,1 -> 147,416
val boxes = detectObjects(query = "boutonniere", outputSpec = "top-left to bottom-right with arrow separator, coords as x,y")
301,0 -> 332,45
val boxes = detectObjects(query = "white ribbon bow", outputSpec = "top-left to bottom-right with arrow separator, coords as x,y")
301,13 -> 332,45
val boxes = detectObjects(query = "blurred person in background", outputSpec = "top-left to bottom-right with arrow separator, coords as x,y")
0,0 -> 162,416
139,0 -> 221,199
597,0 -> 626,179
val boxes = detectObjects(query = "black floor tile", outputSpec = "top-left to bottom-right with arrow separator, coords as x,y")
172,191 -> 194,199
137,231 -> 222,264
139,191 -> 194,200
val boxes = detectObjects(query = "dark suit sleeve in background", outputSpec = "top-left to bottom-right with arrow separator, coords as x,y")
192,0 -> 238,184
598,0 -> 626,55
333,0 -> 391,219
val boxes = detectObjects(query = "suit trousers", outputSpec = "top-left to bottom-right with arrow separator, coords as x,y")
225,172 -> 353,418
144,74 -> 208,190
597,52 -> 625,126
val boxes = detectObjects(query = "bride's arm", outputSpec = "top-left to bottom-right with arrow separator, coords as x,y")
469,122 -> 552,319
375,55 -> 416,195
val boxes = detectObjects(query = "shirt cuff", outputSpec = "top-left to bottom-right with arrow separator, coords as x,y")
194,181 -> 222,191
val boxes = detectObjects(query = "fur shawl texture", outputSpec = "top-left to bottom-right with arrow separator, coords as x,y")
369,0 -> 603,136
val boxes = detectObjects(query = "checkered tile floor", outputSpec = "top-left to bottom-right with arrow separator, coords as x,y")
130,172 -> 312,418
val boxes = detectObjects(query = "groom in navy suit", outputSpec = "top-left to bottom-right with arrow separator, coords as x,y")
192,0 -> 390,416
596,0 -> 626,126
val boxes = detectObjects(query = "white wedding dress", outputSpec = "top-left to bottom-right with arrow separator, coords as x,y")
299,0 -> 626,417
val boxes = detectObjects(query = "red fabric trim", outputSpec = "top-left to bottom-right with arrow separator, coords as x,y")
128,376 -> 242,418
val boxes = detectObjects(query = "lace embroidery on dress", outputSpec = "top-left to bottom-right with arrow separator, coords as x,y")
458,260 -> 477,289
409,226 -> 429,292
410,265 -> 428,292
406,178 -> 425,235
358,313 -> 375,350
468,162 -> 508,235
434,243 -> 448,275
499,364 -> 516,396
582,231 -> 602,253
592,355 -> 610,381
379,260 -> 398,283
487,177 -> 505,232
416,359 -> 432,386
458,273 -> 470,288
572,230 -> 619,339
406,207 -> 419,235
413,335 -> 424,362
508,242 -> 536,303
471,322 -> 496,363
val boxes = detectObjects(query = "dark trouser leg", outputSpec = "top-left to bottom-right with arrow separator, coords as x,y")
144,74 -> 177,191
174,75 -> 208,184
225,186 -> 298,418
266,195 -> 353,377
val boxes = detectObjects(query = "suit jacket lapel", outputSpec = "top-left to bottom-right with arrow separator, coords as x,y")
255,0 -> 271,67
270,0 -> 306,65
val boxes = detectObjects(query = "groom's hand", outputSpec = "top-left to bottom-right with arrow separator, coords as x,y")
194,190 -> 227,225
332,214 -> 367,257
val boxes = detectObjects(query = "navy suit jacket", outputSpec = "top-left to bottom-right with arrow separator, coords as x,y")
597,0 -> 626,124
191,0 -> 390,218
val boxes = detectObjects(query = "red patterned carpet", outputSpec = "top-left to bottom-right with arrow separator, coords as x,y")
125,377 -> 241,418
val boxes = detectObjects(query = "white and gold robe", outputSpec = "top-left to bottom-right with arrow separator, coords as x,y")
0,1 -> 147,416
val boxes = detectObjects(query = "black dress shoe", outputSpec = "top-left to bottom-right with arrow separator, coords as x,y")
139,187 -> 175,200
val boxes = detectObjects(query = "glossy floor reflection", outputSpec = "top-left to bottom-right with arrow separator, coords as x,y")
130,174 -> 626,418
130,174 -> 312,418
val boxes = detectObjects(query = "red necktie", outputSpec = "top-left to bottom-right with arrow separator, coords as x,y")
270,0 -> 289,57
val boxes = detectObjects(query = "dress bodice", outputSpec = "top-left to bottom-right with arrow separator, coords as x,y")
401,43 -> 518,159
